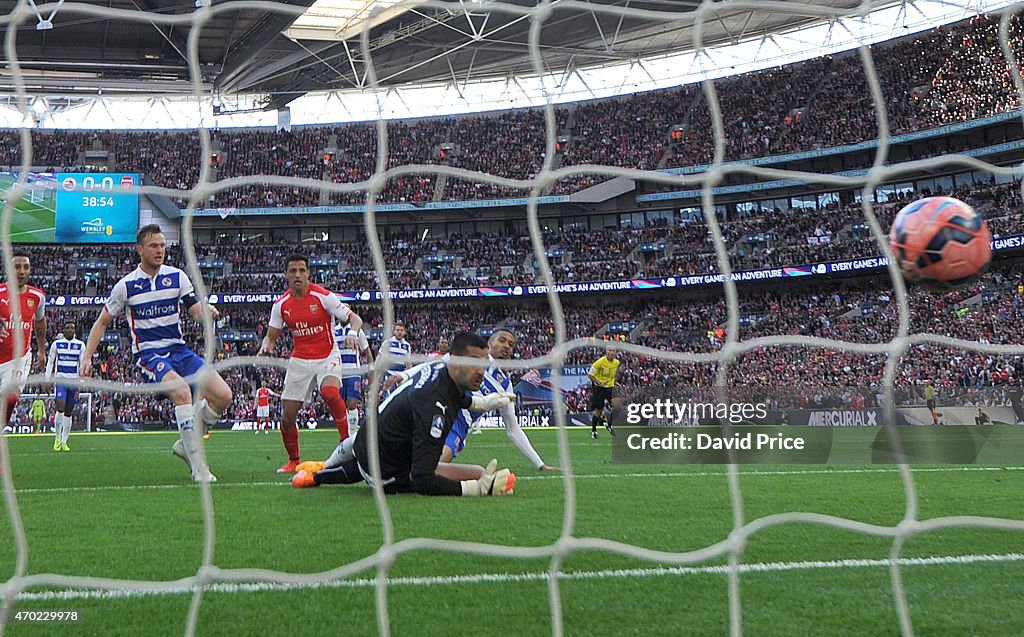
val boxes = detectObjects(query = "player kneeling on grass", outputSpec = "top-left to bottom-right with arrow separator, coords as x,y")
291,332 -> 516,496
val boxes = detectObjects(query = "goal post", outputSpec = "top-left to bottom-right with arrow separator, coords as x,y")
12,393 -> 93,434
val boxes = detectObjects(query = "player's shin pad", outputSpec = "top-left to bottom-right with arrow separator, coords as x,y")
461,458 -> 516,496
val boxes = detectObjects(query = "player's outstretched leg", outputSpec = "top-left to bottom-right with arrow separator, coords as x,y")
292,458 -> 364,488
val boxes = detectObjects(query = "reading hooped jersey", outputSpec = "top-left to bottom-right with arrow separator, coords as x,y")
411,354 -> 510,423
105,265 -> 190,355
383,336 -> 411,373
467,355 -> 512,419
0,283 -> 45,362
49,336 -> 86,378
269,283 -> 354,360
334,324 -> 369,368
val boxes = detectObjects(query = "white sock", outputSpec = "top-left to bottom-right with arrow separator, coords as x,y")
53,415 -> 62,445
347,410 -> 360,436
324,436 -> 355,469
175,404 -> 205,467
60,414 -> 71,443
197,398 -> 222,431
175,404 -> 195,432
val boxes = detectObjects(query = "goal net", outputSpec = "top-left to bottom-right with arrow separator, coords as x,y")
2,0 -> 1024,636
7,393 -> 93,434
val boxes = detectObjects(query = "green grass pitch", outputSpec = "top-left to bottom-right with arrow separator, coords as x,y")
0,174 -> 56,243
0,428 -> 1021,636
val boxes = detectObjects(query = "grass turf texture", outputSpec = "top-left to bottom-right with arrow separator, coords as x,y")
0,428 -> 1021,636
0,174 -> 56,243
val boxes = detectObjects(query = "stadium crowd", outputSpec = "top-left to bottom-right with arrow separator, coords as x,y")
24,253 -> 1023,428
2,15 -> 1024,206
14,179 -> 1023,293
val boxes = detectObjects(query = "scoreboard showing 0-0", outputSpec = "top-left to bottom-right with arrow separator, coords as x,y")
55,173 -> 140,243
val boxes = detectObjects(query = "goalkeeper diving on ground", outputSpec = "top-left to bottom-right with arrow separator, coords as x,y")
291,332 -> 516,496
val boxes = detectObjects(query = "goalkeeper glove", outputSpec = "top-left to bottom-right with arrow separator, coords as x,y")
469,392 -> 516,413
461,458 -> 516,496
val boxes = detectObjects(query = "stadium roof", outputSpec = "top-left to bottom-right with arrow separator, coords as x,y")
0,0 -> 1009,127
0,0 -> 903,108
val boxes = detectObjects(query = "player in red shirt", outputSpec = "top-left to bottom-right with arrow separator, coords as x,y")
429,336 -> 449,359
259,254 -> 363,473
254,380 -> 278,434
0,252 -> 48,428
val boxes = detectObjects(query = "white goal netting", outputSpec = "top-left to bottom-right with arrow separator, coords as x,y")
2,1 -> 1024,636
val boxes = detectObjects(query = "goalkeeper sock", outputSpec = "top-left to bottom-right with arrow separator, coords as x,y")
321,385 -> 349,440
314,462 -> 363,485
281,424 -> 300,462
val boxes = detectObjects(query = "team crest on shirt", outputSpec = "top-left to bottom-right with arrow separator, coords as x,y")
430,414 -> 444,438
161,277 -> 172,288
26,299 -> 34,308
309,303 -> 318,313
156,362 -> 166,371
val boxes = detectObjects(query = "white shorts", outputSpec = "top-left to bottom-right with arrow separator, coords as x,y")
256,405 -> 270,419
281,354 -> 343,403
0,354 -> 31,394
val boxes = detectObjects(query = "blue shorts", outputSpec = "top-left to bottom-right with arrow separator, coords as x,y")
340,375 -> 362,402
55,384 -> 79,407
444,412 -> 470,459
136,345 -> 206,384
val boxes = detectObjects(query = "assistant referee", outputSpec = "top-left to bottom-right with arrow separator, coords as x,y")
588,347 -> 620,438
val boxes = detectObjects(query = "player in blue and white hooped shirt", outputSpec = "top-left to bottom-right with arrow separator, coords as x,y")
334,320 -> 373,437
45,321 -> 85,452
380,321 -> 412,392
377,328 -> 558,472
80,224 -> 232,482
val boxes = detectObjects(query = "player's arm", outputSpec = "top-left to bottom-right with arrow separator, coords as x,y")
383,359 -> 432,393
175,271 -> 219,324
45,340 -> 57,379
325,297 -> 362,348
499,399 -> 558,471
184,293 -> 220,323
359,332 -> 374,365
588,362 -> 603,387
80,309 -> 114,377
408,397 -> 464,496
259,327 -> 283,357
259,303 -> 285,356
33,297 -> 47,371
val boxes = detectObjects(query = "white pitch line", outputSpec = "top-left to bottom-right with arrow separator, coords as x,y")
9,465 -> 1024,495
11,553 -> 1024,602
